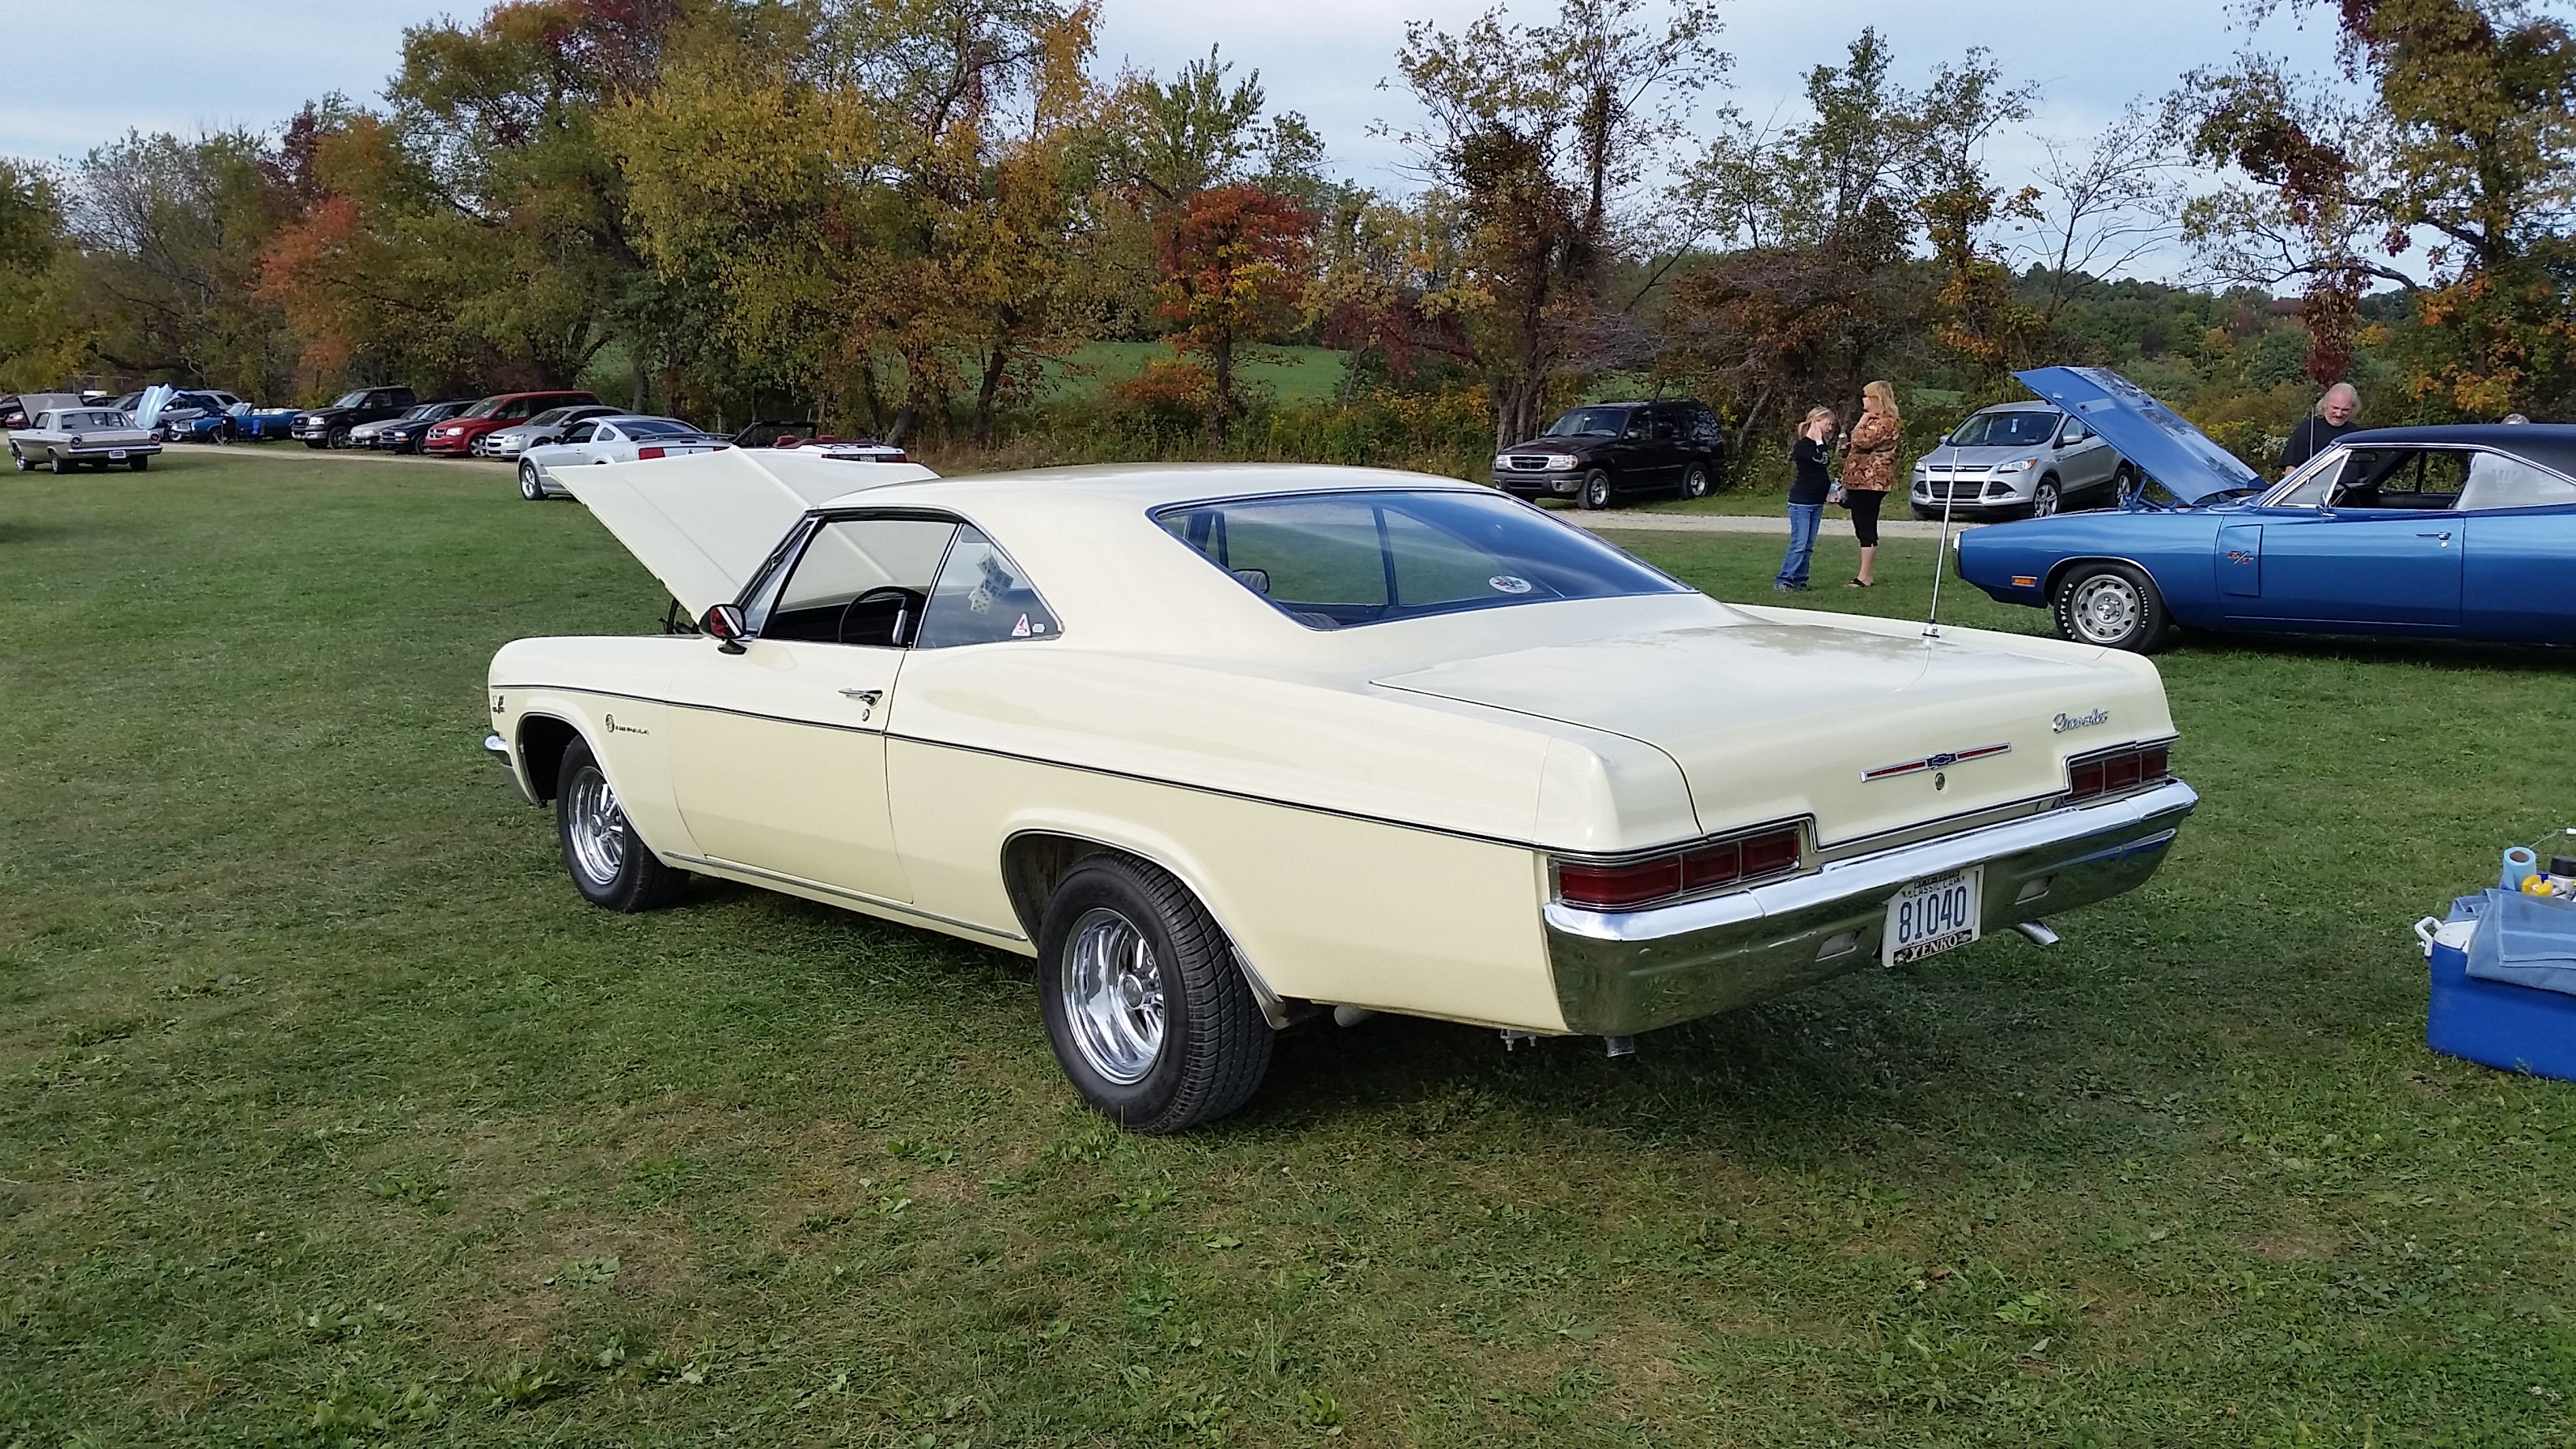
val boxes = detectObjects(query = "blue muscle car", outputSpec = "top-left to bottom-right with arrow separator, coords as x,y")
1956,368 -> 2576,651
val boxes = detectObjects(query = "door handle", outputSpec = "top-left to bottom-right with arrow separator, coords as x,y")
2417,530 -> 2452,545
840,688 -> 882,702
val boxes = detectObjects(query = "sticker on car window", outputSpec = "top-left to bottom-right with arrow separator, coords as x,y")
1488,575 -> 1533,594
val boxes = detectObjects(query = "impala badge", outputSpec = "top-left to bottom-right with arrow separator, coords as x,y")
2052,709 -> 2111,733
1863,743 -> 2009,781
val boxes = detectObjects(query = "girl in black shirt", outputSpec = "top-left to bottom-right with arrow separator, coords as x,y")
1775,407 -> 1834,590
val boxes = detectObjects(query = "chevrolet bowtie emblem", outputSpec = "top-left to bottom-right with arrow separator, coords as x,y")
1863,743 -> 2009,781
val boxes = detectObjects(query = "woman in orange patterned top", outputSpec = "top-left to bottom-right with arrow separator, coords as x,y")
1838,380 -> 1901,588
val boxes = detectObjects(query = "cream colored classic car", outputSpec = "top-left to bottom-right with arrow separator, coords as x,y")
482,452 -> 2197,1132
9,407 -> 161,472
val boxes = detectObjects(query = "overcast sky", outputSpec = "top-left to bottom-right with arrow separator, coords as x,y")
0,0 -> 2349,280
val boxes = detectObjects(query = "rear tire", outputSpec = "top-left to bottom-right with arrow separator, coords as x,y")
555,738 -> 689,912
50,455 -> 70,474
2050,561 -> 2171,653
1038,854 -> 1272,1134
2110,462 -> 2138,503
129,455 -> 148,472
1579,469 -> 1613,510
1679,462 -> 1712,500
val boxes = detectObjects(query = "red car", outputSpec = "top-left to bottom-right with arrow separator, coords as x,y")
422,391 -> 602,457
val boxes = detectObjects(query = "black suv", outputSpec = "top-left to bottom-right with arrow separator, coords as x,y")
1492,399 -> 1724,508
294,385 -> 418,448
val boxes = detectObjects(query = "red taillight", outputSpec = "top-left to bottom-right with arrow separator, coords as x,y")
637,445 -> 665,459
2065,742 -> 2172,803
1556,857 -> 1682,909
1556,823 -> 1803,910
882,450 -> 907,462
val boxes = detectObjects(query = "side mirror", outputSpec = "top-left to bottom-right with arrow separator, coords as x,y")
701,603 -> 750,654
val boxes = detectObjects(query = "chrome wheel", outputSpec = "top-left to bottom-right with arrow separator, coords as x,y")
1061,908 -> 1165,1085
519,462 -> 544,500
2031,478 -> 2061,517
1681,463 -> 1711,499
562,765 -> 628,886
2068,573 -> 2141,646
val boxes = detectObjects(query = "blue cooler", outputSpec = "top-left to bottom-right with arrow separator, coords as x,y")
2420,897 -> 2576,1082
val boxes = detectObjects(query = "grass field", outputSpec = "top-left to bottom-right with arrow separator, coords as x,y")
5,446 -> 2575,1447
1037,343 -> 1352,404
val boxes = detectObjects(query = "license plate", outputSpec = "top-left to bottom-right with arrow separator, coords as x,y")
1885,868 -> 1981,966
108,449 -> 125,460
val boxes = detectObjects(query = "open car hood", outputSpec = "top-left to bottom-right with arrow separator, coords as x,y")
559,449 -> 938,616
2014,367 -> 2263,504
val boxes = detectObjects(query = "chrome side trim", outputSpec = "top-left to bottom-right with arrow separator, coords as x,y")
663,851 -> 1028,943
1542,779 -> 2196,1035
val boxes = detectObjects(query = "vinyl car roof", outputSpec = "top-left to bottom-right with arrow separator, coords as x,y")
2331,424 -> 2576,476
814,461 -> 1482,514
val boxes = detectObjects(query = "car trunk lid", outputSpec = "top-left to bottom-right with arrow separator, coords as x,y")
1375,616 -> 2154,848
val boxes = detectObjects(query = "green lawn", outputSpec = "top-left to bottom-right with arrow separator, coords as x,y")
1039,343 -> 1350,404
5,448 -> 2574,1446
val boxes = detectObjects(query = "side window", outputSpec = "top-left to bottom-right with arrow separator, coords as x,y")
2456,451 -> 2576,511
1650,410 -> 1679,441
561,422 -> 597,444
1623,411 -> 1649,440
757,518 -> 959,646
2057,416 -> 2090,445
2273,451 -> 2346,507
915,525 -> 1059,647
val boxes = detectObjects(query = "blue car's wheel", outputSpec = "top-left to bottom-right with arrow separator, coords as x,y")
2051,561 -> 2170,653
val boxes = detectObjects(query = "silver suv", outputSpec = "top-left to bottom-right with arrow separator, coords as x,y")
1908,401 -> 2134,520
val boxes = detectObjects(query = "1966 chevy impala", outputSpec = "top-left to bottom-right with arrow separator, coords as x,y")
481,453 -> 2197,1132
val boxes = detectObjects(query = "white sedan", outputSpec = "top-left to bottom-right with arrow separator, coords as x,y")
480,454 -> 2198,1133
517,416 -> 732,499
8,408 -> 162,472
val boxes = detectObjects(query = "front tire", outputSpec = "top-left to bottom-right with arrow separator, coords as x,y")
1038,854 -> 1272,1134
555,738 -> 689,911
9,447 -> 27,472
2051,561 -> 2171,653
1679,462 -> 1712,500
519,461 -> 546,500
1578,469 -> 1613,510
2028,476 -> 2061,518
327,426 -> 350,449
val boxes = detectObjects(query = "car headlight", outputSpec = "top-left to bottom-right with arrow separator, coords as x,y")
1995,457 -> 2038,474
1545,455 -> 1577,470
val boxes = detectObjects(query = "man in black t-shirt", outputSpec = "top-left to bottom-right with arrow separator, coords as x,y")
2279,384 -> 2359,471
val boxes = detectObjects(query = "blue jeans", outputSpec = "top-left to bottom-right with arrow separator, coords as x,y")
1776,503 -> 1824,587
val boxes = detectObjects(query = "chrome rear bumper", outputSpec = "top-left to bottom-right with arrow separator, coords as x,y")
1543,779 -> 2197,1035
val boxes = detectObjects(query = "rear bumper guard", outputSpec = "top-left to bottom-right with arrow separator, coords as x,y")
1543,779 -> 2198,1034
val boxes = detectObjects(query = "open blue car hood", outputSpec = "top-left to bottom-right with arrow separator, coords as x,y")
2014,367 -> 2264,504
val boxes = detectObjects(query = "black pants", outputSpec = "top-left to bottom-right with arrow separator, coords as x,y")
1845,488 -> 1884,547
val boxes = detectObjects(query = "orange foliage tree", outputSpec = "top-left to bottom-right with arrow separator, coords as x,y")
1153,182 -> 1314,440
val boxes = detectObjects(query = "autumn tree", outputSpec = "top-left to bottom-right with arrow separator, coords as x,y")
1391,0 -> 1725,448
1152,182 -> 1313,438
2178,0 -> 2576,412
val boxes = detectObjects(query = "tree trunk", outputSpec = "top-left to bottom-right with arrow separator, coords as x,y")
630,349 -> 647,414
972,342 -> 1009,446
1208,331 -> 1236,447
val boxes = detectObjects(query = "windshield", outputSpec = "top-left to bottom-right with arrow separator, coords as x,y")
1946,410 -> 2058,447
1541,406 -> 1634,439
461,398 -> 504,418
1155,489 -> 1688,630
328,390 -> 369,409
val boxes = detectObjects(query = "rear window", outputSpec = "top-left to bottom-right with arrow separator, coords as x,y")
620,417 -> 695,437
1154,489 -> 1687,630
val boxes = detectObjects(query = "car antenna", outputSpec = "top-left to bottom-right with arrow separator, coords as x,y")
1923,433 -> 1963,641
